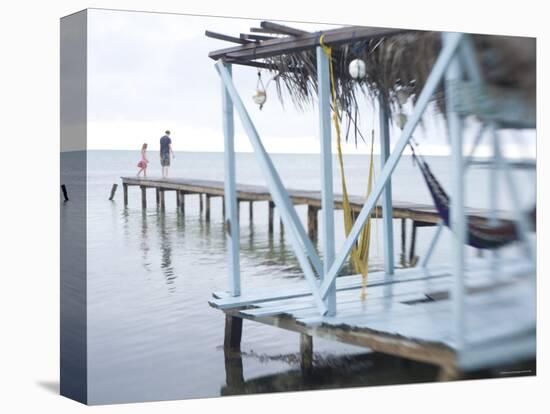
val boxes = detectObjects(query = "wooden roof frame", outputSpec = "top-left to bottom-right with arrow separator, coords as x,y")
206,21 -> 411,68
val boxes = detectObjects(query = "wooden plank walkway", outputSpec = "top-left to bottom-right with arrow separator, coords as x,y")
210,257 -> 536,378
119,176 -> 508,239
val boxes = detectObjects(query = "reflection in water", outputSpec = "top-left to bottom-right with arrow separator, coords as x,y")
140,211 -> 151,273
156,213 -> 177,292
221,347 -> 440,396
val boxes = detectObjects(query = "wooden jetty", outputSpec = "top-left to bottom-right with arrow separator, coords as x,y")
120,176 -> 513,263
120,175 -> 504,242
211,258 -> 535,380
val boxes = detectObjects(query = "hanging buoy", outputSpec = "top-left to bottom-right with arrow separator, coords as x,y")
348,58 -> 366,80
396,112 -> 407,130
253,70 -> 267,110
252,90 -> 266,108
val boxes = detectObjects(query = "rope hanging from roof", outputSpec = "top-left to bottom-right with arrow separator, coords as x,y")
320,35 -> 376,299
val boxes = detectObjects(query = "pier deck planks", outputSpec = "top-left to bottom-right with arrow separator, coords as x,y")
121,176 -> 509,224
210,258 -> 535,374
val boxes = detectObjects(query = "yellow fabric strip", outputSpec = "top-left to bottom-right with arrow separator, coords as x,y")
320,36 -> 375,299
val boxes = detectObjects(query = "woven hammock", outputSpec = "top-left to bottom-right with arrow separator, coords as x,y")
411,147 -> 526,249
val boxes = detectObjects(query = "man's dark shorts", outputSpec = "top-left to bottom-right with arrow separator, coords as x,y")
160,153 -> 170,167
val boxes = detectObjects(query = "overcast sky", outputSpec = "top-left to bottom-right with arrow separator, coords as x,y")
87,9 -> 535,158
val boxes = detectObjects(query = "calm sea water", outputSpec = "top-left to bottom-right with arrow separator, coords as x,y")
82,150 -> 534,404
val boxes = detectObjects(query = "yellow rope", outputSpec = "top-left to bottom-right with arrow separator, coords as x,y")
320,36 -> 375,299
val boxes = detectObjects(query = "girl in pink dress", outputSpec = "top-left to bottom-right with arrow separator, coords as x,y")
137,143 -> 149,177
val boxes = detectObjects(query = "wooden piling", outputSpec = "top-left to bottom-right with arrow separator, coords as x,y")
268,201 -> 274,234
300,333 -> 313,374
159,189 -> 165,211
401,218 -> 407,265
223,348 -> 244,389
61,184 -> 69,202
156,188 -> 160,206
206,194 -> 211,221
409,221 -> 418,266
140,186 -> 147,209
123,183 -> 128,206
237,200 -> 241,222
224,314 -> 243,351
307,205 -> 318,241
222,196 -> 226,218
249,201 -> 254,221
199,194 -> 204,214
178,190 -> 185,214
108,183 -> 118,201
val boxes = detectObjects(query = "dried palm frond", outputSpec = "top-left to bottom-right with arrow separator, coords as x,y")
261,31 -> 535,141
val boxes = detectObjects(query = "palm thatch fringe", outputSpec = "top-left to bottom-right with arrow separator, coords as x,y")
259,31 -> 534,141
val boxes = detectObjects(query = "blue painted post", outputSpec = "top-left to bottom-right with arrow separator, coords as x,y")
378,97 -> 395,276
444,32 -> 466,350
316,46 -> 336,316
318,32 -> 464,302
222,63 -> 241,296
216,61 -> 327,314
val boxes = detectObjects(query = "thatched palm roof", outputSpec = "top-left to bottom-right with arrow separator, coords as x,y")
207,23 -> 536,133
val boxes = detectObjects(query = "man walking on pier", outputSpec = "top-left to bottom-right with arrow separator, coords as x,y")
160,130 -> 174,178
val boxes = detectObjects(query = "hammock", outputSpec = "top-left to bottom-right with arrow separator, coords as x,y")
410,145 -> 521,250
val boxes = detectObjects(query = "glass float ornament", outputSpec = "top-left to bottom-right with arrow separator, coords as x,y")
252,90 -> 267,109
348,58 -> 367,80
253,70 -> 267,110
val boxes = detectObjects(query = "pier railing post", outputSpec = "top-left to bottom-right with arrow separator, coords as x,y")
317,46 -> 336,315
222,62 -> 241,296
378,96 -> 395,275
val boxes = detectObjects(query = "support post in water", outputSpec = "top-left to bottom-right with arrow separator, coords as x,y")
159,189 -> 165,211
61,184 -> 69,202
123,183 -> 128,206
268,201 -> 274,234
409,220 -> 418,266
224,314 -> 243,351
249,201 -> 253,222
199,193 -> 204,214
300,333 -> 313,374
156,188 -> 160,206
206,194 -> 211,221
307,205 -> 319,241
140,186 -> 147,209
401,218 -> 407,266
179,190 -> 185,214
108,183 -> 118,201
